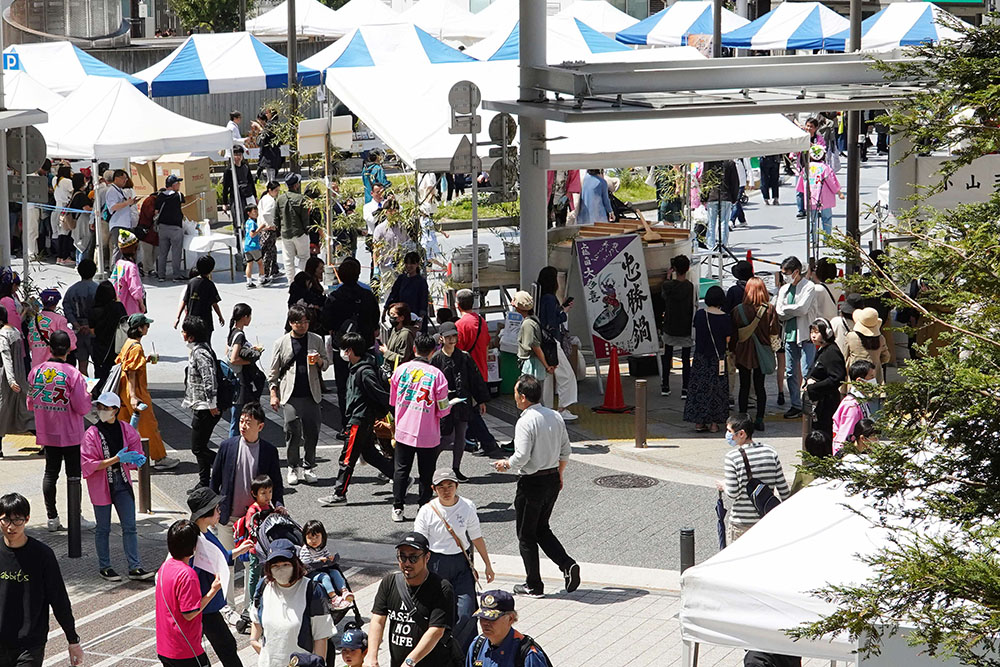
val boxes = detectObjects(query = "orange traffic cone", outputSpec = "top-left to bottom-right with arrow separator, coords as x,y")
594,347 -> 634,414
746,249 -> 754,274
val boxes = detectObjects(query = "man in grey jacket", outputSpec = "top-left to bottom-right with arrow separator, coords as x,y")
268,305 -> 329,486
181,315 -> 218,492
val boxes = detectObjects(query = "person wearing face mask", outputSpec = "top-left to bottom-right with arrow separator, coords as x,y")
845,307 -> 891,388
318,332 -> 394,507
774,256 -> 819,420
380,302 -> 416,377
803,318 -> 846,442
832,360 -> 875,455
716,415 -> 789,543
81,391 -> 155,582
249,538 -> 335,667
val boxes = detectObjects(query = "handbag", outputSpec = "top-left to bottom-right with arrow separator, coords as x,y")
737,304 -> 776,376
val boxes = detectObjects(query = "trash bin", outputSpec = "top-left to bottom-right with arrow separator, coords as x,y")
499,351 -> 521,395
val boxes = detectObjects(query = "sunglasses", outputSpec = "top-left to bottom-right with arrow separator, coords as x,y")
396,552 -> 425,564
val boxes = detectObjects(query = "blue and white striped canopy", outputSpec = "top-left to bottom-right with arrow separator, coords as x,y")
3,42 -> 147,95
468,16 -> 630,62
823,3 -> 964,52
301,23 -> 477,70
133,32 -> 322,97
615,1 -> 748,47
721,1 -> 848,50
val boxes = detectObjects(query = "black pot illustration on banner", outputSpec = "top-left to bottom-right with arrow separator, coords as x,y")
593,274 -> 629,340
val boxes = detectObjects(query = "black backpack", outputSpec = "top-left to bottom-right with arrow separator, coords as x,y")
528,316 -> 559,366
739,447 -> 781,518
472,634 -> 553,667
361,361 -> 392,414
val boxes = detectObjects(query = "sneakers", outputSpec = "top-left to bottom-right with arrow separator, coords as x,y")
558,409 -> 578,422
246,280 -> 257,289
771,199 -> 779,206
783,407 -> 803,419
287,468 -> 300,486
128,568 -> 156,581
47,518 -> 64,532
453,468 -> 469,482
777,392 -> 786,406
99,567 -> 121,582
300,468 -> 317,484
391,508 -> 405,523
329,593 -> 354,611
660,387 -> 670,397
563,562 -> 581,593
318,494 -> 347,507
80,517 -> 96,530
151,456 -> 179,470
754,419 -> 766,433
261,276 -> 272,286
375,472 -> 390,485
681,389 -> 688,400
220,606 -> 242,627
512,584 -> 544,598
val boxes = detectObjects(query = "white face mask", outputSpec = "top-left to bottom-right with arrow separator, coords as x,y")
97,408 -> 117,423
271,564 -> 294,585
340,349 -> 351,363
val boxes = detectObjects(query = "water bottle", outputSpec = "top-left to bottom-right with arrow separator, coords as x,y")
130,402 -> 147,429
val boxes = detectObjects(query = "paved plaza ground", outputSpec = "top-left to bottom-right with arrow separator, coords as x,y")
7,154 -> 893,666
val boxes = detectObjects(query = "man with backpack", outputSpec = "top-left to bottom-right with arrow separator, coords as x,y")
317,332 -> 394,507
467,590 -> 552,667
717,415 -> 790,543
321,257 -> 379,435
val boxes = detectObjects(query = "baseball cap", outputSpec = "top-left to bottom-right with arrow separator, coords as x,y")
473,590 -> 515,620
432,468 -> 458,485
286,173 -> 301,188
395,532 -> 429,552
165,174 -> 183,186
437,321 -> 458,338
288,653 -> 326,667
265,538 -> 298,563
96,391 -> 121,409
186,486 -> 222,521
127,313 -> 154,328
340,625 -> 368,650
39,288 -> 61,308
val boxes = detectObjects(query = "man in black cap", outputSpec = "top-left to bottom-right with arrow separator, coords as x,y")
154,174 -> 186,282
367,533 -> 458,667
467,590 -> 551,667
275,173 -> 311,284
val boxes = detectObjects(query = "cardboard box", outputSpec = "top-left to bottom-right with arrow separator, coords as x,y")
129,161 -> 157,197
156,155 -> 212,197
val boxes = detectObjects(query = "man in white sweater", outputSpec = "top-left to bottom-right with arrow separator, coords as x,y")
775,255 -> 818,419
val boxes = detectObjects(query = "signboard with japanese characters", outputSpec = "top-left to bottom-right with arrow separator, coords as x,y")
915,155 -> 1000,210
576,234 -> 658,360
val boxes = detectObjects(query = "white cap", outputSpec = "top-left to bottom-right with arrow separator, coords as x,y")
96,391 -> 121,409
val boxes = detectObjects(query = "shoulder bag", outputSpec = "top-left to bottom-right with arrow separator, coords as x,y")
739,447 -> 781,517
428,500 -> 480,591
706,312 -> 725,376
738,305 -> 776,376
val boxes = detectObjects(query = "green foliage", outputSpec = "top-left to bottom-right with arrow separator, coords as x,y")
261,85 -> 317,167
436,196 -> 519,221
167,0 -> 253,32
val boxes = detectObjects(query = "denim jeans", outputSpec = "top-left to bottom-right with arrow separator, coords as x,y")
428,552 -> 477,651
811,208 -> 834,236
95,486 -> 141,571
705,200 -> 732,249
796,191 -> 805,215
784,340 -> 816,410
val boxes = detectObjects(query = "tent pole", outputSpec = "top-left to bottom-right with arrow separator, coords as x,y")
20,133 -> 27,279
93,159 -> 104,279
845,0 -> 862,273
0,13 -> 11,269
229,156 -> 245,267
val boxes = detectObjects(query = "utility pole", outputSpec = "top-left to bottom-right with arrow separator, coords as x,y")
287,0 -> 299,172
518,0 -> 547,288
845,0 -> 862,269
712,0 -> 722,57
239,0 -> 246,31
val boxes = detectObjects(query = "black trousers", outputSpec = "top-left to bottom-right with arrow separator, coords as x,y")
334,422 -> 394,498
514,472 -> 574,592
0,644 -> 44,667
392,444 -> 439,510
190,409 -> 221,487
158,654 -> 210,667
760,163 -> 780,201
331,352 -> 349,427
465,410 -> 498,449
201,611 -> 241,667
661,345 -> 691,392
812,393 -> 840,443
43,445 -> 81,520
738,366 -> 767,421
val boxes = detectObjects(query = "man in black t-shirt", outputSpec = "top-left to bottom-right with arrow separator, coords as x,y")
367,533 -> 456,667
174,255 -> 224,346
154,175 -> 187,282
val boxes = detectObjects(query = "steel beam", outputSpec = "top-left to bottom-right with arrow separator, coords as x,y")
518,0 -> 547,291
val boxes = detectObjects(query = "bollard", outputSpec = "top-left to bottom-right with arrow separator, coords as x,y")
635,378 -> 647,448
138,438 -> 152,514
680,527 -> 695,573
67,476 -> 82,558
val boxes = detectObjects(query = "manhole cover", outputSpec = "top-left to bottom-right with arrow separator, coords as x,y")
593,474 -> 659,489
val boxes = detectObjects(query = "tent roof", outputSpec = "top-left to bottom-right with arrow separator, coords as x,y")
615,1 -> 748,46
448,0 -> 518,42
3,42 -> 147,95
680,481 -> 888,661
400,0 -> 480,41
246,0 -> 341,36
555,0 -> 639,37
133,32 -> 322,97
302,23 -> 477,70
465,16 -> 632,62
721,1 -> 849,50
324,0 -> 399,37
37,77 -> 232,159
3,70 -> 64,112
324,59 -> 808,172
823,3 -> 964,52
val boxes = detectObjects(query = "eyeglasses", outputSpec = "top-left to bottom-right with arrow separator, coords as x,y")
0,516 -> 26,526
396,552 -> 424,564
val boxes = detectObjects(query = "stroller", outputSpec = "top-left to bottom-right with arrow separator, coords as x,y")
609,193 -> 642,222
234,510 -> 364,634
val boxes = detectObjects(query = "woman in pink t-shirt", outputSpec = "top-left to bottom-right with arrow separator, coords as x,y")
26,289 -> 78,369
109,230 -> 145,315
156,520 -> 221,667
796,144 -> 843,237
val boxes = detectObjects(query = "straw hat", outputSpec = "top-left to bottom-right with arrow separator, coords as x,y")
853,307 -> 882,337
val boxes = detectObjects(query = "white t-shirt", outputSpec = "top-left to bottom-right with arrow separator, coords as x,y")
105,184 -> 133,230
256,578 -> 335,667
363,199 -> 382,234
414,497 -> 483,554
259,193 -> 277,228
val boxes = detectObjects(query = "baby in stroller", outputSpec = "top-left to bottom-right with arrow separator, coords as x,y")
300,520 -> 355,612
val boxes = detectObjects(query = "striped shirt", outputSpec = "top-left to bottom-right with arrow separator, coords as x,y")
724,442 -> 790,526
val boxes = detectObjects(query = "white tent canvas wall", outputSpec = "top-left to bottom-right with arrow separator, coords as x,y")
3,70 -> 64,112
246,0 -> 342,36
400,0 -> 480,42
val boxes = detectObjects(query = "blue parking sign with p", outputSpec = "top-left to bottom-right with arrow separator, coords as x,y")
3,53 -> 19,71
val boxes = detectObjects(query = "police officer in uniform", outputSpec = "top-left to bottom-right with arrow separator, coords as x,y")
465,590 -> 551,667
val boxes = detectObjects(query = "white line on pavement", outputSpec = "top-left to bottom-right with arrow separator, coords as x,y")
47,585 -> 156,640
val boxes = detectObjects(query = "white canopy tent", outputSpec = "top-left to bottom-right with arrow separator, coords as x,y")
555,0 -> 639,38
246,0 -> 342,36
324,0 -> 400,37
449,0 -> 518,43
323,59 -> 808,172
399,0 -> 481,42
3,70 -> 64,112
